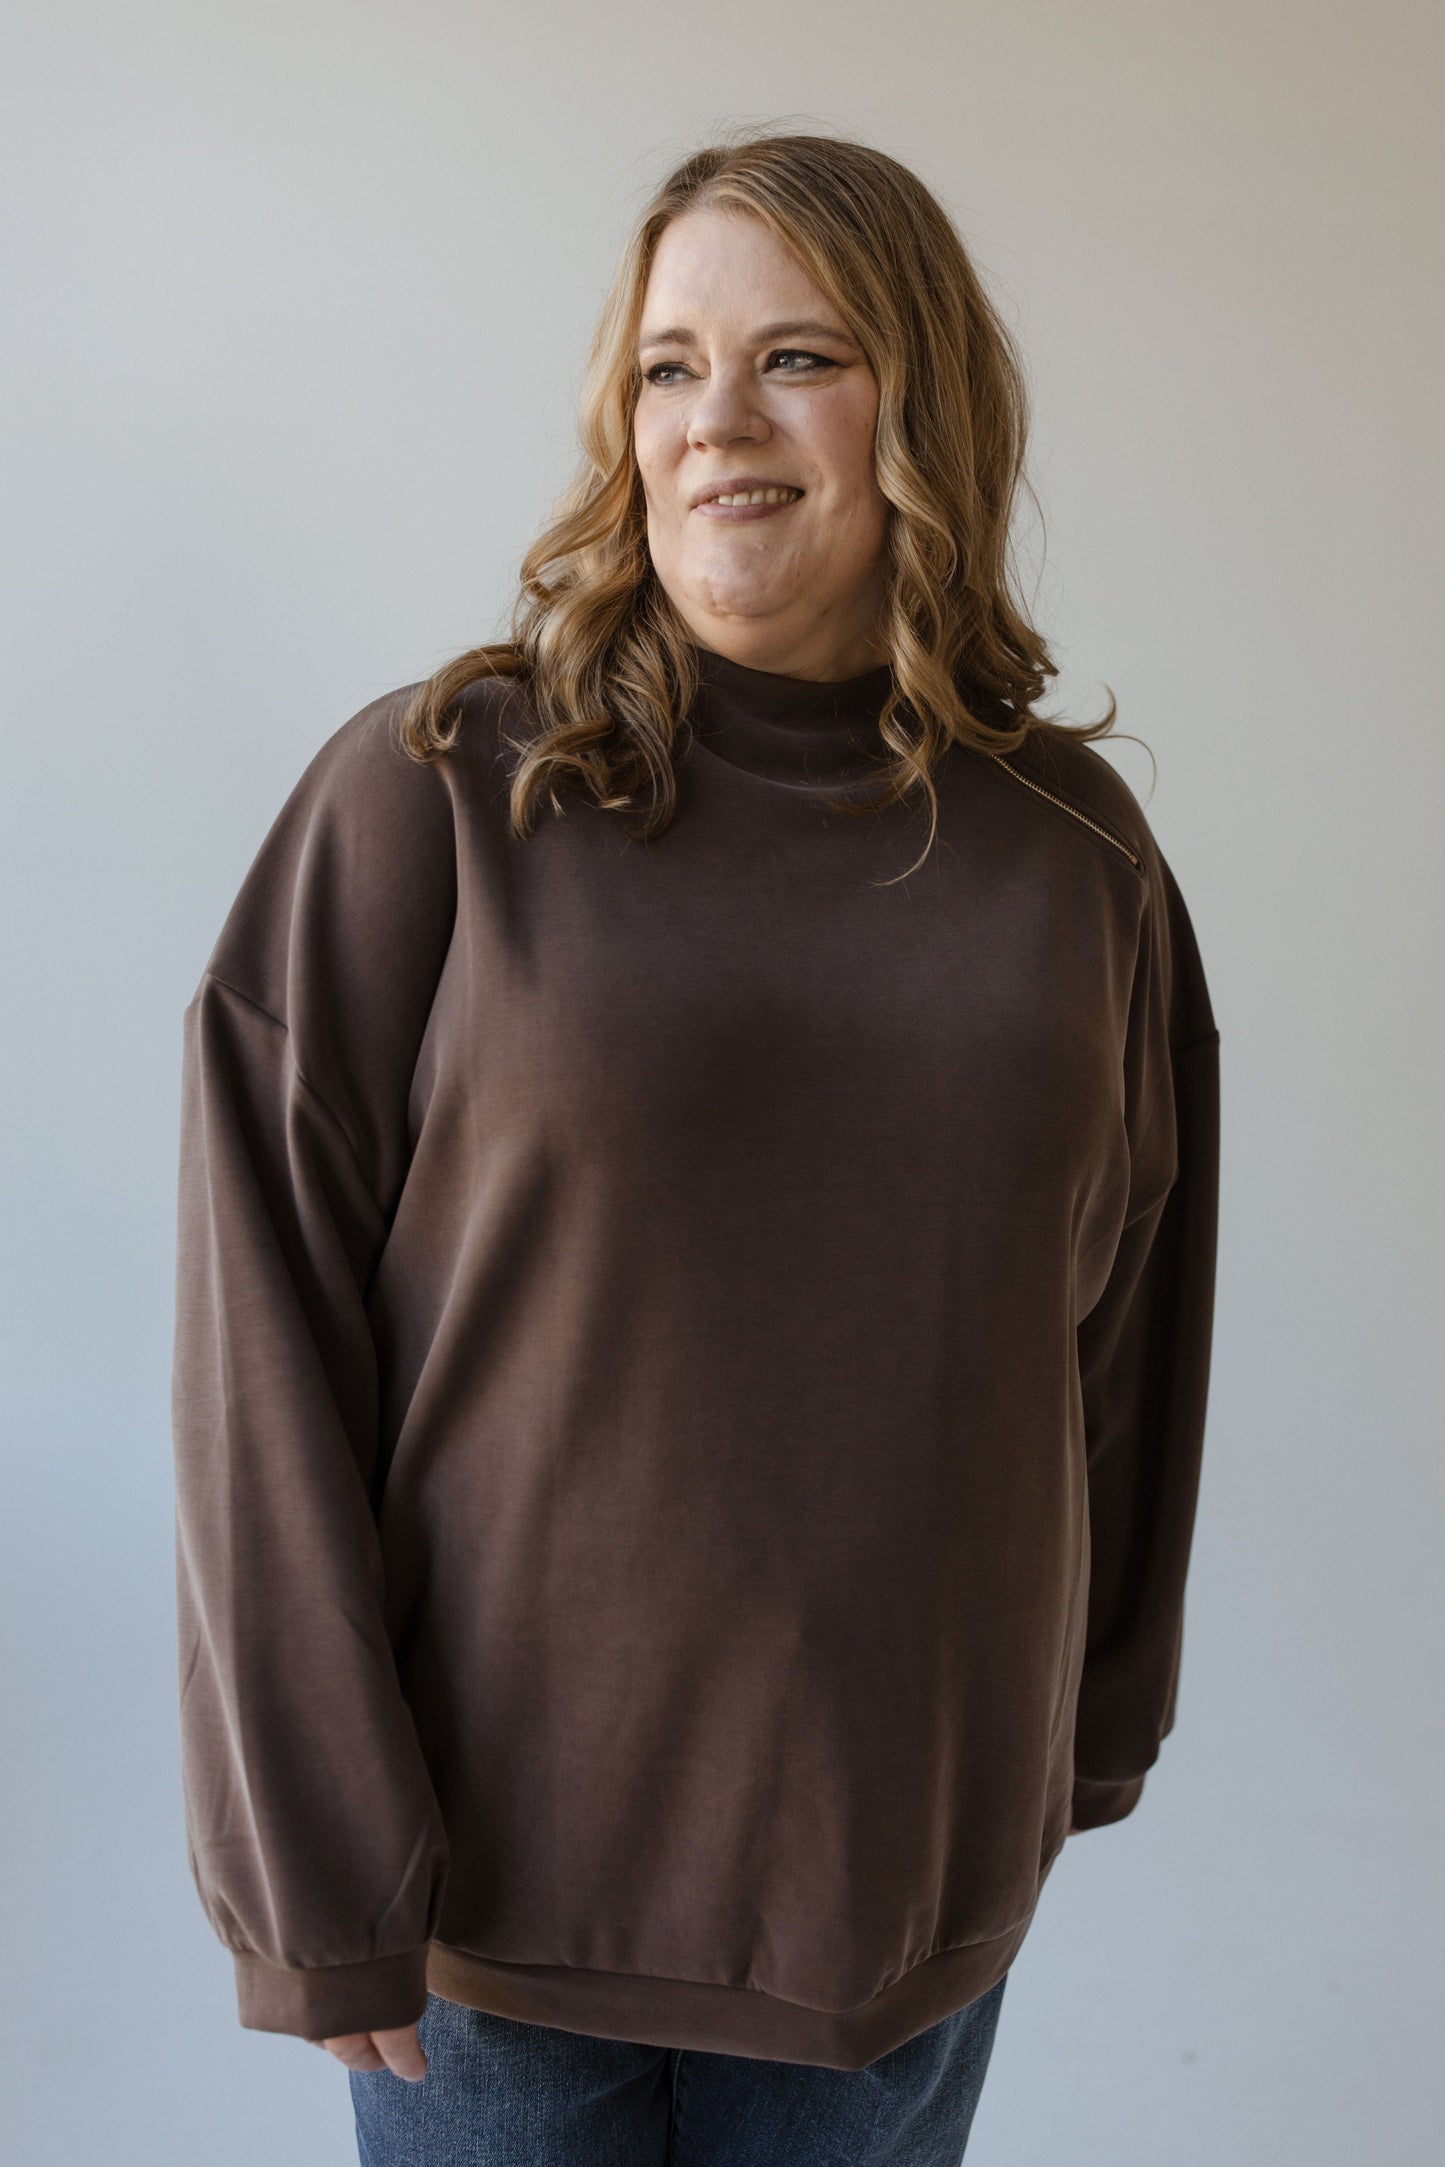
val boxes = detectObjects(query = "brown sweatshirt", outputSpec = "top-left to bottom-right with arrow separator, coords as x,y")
170,647 -> 1220,2070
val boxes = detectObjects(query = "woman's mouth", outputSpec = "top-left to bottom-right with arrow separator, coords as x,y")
693,486 -> 805,524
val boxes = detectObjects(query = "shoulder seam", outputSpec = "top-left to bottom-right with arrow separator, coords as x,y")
195,971 -> 386,1218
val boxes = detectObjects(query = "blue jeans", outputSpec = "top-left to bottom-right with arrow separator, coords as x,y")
350,1976 -> 1008,2165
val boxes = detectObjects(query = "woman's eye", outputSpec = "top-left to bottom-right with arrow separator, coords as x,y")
642,350 -> 836,387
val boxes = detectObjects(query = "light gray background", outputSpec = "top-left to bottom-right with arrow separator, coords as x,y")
3,4 -> 1441,2161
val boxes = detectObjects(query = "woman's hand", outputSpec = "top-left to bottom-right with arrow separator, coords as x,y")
308,2022 -> 428,2080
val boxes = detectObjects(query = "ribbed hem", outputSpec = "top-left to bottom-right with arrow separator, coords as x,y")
234,1944 -> 430,2039
1070,1771 -> 1147,1828
426,1868 -> 1061,2073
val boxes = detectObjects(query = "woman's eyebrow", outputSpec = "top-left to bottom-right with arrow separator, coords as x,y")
638,318 -> 860,353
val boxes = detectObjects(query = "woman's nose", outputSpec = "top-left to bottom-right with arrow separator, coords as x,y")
687,376 -> 770,448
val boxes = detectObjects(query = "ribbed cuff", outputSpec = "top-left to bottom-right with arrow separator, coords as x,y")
234,1943 -> 430,2039
1070,1771 -> 1146,1829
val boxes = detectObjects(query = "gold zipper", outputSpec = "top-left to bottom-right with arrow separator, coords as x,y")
989,755 -> 1143,871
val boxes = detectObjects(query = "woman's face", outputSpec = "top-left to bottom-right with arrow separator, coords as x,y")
632,207 -> 892,680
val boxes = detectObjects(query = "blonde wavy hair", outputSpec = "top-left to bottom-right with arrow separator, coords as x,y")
396,126 -> 1124,867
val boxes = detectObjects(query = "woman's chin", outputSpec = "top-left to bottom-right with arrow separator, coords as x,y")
683,572 -> 803,622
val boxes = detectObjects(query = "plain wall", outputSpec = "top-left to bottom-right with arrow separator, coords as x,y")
2,3 -> 1441,2160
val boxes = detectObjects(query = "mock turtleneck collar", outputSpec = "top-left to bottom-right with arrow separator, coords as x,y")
686,645 -> 896,790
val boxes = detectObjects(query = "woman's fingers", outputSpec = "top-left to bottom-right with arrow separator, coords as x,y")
307,2022 -> 429,2080
313,2031 -> 386,2070
372,2023 -> 429,2081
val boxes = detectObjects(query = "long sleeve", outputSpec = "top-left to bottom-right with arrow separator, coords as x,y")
1070,843 -> 1221,1832
170,692 -> 460,2036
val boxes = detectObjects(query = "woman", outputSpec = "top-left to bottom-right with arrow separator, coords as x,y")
171,130 -> 1220,2164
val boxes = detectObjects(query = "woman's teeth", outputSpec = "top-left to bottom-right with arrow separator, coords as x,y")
709,488 -> 803,506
